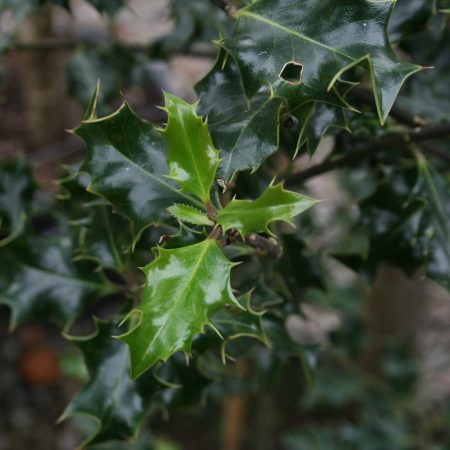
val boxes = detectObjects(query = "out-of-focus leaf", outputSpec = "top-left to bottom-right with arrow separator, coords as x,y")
388,0 -> 436,42
399,28 -> 450,122
0,0 -> 123,54
196,50 -> 284,184
152,0 -> 231,57
83,0 -> 124,15
338,157 -> 450,290
222,0 -> 422,124
413,153 -> 450,289
263,314 -> 309,359
67,46 -> 149,109
75,87 -> 203,245
249,277 -> 284,312
211,294 -> 269,360
216,183 -> 317,237
119,238 -> 240,378
61,320 -> 163,448
278,234 -> 325,299
58,171 -> 132,271
0,233 -> 113,329
0,157 -> 35,247
161,93 -> 220,203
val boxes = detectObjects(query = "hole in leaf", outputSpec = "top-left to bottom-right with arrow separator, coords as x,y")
279,61 -> 304,85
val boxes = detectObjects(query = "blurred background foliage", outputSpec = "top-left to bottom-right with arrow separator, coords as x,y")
0,0 -> 449,449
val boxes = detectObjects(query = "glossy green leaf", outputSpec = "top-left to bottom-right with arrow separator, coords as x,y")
167,204 -> 214,226
294,101 -> 349,156
161,93 -> 220,202
222,0 -> 422,124
75,89 -> 202,244
196,50 -> 284,184
216,183 -> 317,236
62,320 -> 163,448
0,233 -> 113,329
0,157 -> 35,247
119,238 -> 240,378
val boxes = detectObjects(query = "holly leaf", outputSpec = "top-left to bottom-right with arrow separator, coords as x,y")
0,157 -> 35,247
119,238 -> 240,378
57,170 -> 132,271
196,50 -> 284,184
388,0 -> 436,42
211,294 -> 269,361
294,101 -> 349,157
222,0 -> 422,124
75,88 -> 202,245
399,28 -> 450,122
337,158 -> 450,290
161,93 -> 220,202
167,204 -> 214,226
278,234 -> 325,299
152,0 -> 232,57
61,320 -> 163,448
216,183 -> 317,236
0,233 -> 113,329
67,46 -> 149,109
413,153 -> 450,289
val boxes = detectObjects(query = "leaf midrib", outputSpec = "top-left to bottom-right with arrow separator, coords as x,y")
7,261 -> 107,290
221,96 -> 280,179
140,240 -> 215,365
237,10 -> 354,61
220,197 -> 312,218
173,106 -> 209,202
93,124 -> 204,209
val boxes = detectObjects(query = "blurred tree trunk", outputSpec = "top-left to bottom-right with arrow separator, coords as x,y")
364,264 -> 450,412
19,5 -> 68,149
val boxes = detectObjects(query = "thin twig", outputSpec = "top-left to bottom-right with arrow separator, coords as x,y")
245,234 -> 283,259
420,142 -> 450,164
286,122 -> 450,185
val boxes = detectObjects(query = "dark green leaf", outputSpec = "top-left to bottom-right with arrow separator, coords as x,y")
0,233 -> 113,329
75,89 -> 202,244
211,294 -> 269,360
0,157 -> 36,246
61,320 -> 163,448
278,234 -> 325,298
222,0 -> 422,123
67,46 -> 149,109
388,0 -> 436,42
338,158 -> 450,290
57,170 -> 132,271
196,50 -> 284,184
152,0 -> 231,57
